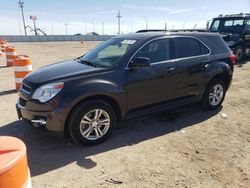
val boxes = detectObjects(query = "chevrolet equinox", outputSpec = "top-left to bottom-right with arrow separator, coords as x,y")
16,31 -> 235,145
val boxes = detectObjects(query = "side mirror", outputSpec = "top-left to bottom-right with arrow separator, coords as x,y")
129,57 -> 150,68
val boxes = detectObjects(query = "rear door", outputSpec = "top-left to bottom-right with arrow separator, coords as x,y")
173,37 -> 211,98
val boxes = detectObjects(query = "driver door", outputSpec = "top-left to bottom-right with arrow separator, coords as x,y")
125,38 -> 177,110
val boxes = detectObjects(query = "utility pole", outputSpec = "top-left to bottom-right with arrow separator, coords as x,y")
18,0 -> 27,36
165,23 -> 167,31
117,10 -> 121,35
65,23 -> 68,35
51,24 -> 54,35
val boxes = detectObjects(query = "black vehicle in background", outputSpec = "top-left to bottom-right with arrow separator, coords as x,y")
209,13 -> 250,61
16,31 -> 235,145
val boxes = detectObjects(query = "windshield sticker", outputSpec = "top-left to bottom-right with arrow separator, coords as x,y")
121,40 -> 136,45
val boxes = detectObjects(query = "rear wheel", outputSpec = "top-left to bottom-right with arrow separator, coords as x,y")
68,100 -> 116,145
202,78 -> 226,110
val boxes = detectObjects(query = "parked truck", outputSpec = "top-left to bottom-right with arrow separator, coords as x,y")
209,13 -> 250,61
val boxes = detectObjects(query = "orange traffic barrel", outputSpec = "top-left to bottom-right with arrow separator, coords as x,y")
0,39 -> 7,52
5,46 -> 17,67
14,55 -> 33,90
0,136 -> 31,188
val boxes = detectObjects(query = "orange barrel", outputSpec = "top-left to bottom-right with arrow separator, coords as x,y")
14,55 -> 33,90
0,39 -> 7,52
0,136 -> 31,188
0,49 -> 2,57
5,46 -> 17,67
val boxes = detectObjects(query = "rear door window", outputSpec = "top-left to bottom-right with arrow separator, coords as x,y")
174,37 -> 210,59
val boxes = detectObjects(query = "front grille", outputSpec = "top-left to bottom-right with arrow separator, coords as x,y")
20,83 -> 31,95
19,97 -> 27,107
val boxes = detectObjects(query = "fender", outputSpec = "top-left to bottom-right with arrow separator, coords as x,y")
56,77 -> 127,130
204,61 -> 233,86
69,79 -> 125,110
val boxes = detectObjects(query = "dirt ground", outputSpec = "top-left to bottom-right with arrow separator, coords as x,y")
0,42 -> 249,188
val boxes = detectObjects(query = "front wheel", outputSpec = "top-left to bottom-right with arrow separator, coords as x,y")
202,78 -> 226,110
68,100 -> 116,145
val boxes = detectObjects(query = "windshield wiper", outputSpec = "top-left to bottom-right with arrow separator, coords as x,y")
77,59 -> 97,67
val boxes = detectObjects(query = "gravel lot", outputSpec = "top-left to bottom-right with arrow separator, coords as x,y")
0,42 -> 249,188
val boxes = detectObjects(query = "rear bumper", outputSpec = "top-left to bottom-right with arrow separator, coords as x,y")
16,98 -> 66,133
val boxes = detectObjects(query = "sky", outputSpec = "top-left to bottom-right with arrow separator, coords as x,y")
0,0 -> 250,35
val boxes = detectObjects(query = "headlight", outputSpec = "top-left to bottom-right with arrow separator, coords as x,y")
226,41 -> 235,47
32,82 -> 64,103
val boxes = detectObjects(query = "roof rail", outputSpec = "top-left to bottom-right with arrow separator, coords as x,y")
136,29 -> 208,33
136,29 -> 167,33
218,13 -> 250,17
168,29 -> 208,32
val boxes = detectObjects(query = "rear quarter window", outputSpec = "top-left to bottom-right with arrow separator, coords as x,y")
204,36 -> 231,54
174,37 -> 210,59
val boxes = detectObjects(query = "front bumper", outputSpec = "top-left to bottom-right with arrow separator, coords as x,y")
16,97 -> 66,133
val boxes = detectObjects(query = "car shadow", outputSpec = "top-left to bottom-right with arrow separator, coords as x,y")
0,65 -> 8,69
0,89 -> 17,96
0,103 -> 222,177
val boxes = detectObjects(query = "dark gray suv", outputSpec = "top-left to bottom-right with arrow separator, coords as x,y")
16,31 -> 235,145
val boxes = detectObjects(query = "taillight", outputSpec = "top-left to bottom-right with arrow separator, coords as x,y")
230,54 -> 236,64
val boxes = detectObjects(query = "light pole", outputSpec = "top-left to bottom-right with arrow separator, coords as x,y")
65,23 -> 68,35
18,0 -> 27,36
117,10 -> 121,35
102,22 -> 104,35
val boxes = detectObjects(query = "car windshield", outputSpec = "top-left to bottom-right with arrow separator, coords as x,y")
210,18 -> 245,33
78,38 -> 137,68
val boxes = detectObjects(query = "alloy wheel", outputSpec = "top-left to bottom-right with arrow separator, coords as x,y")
79,109 -> 110,140
209,84 -> 224,106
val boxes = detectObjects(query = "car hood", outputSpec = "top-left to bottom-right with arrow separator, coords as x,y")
24,59 -> 103,86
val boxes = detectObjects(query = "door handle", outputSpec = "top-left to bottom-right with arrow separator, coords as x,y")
203,59 -> 211,63
165,67 -> 175,73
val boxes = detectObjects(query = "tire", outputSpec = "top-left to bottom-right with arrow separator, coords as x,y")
68,100 -> 116,145
234,45 -> 245,62
202,78 -> 226,110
